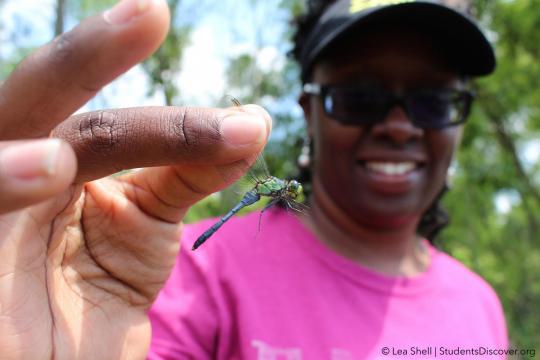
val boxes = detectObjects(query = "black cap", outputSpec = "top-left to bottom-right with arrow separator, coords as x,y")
300,0 -> 496,82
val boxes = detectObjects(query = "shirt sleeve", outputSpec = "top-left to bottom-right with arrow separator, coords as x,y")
147,224 -> 220,360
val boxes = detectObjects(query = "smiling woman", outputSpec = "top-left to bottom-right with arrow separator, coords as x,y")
303,25 -> 466,237
148,1 -> 508,359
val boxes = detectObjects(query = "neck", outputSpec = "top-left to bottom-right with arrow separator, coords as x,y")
302,178 -> 430,277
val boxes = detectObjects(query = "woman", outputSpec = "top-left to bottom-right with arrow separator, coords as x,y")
149,1 -> 507,359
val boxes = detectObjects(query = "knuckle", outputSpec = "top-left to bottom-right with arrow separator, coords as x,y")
48,31 -> 77,69
164,107 -> 221,152
44,30 -> 102,94
77,110 -> 121,155
54,32 -> 74,61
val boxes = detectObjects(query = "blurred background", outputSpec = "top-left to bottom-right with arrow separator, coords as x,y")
0,0 -> 538,352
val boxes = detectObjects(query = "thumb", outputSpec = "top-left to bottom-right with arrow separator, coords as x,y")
0,139 -> 77,214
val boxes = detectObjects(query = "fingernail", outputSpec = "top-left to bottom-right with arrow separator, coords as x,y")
221,113 -> 266,145
0,139 -> 62,180
104,0 -> 153,25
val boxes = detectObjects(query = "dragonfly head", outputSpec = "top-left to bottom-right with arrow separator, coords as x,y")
286,180 -> 302,199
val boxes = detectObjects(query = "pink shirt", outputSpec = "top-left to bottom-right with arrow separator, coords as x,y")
148,209 -> 507,359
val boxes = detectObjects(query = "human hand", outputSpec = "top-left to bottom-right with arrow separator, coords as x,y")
0,0 -> 270,359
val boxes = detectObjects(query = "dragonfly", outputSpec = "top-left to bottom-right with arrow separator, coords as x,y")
192,98 -> 307,251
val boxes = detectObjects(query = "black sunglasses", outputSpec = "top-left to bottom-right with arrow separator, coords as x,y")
303,83 -> 474,129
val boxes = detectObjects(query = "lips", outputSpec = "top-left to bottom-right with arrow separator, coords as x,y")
365,161 -> 417,176
356,156 -> 427,194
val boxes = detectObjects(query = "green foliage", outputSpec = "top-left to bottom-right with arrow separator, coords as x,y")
70,0 -> 116,18
437,0 -> 540,351
0,46 -> 33,80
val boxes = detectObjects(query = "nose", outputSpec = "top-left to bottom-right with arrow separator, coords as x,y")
371,105 -> 424,144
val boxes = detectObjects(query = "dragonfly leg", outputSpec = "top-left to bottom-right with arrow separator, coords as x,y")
256,198 -> 281,236
284,198 -> 309,213
255,213 -> 262,240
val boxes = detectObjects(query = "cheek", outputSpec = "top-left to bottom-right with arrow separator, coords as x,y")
428,128 -> 460,171
311,116 -> 366,212
311,99 -> 362,154
313,115 -> 362,170
424,128 -> 460,206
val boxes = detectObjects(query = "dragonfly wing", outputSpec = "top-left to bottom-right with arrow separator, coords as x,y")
225,95 -> 271,183
247,152 -> 271,183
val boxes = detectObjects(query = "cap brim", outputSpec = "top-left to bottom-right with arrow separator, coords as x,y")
302,2 -> 495,80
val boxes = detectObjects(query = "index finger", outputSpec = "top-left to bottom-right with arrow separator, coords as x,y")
52,104 -> 272,183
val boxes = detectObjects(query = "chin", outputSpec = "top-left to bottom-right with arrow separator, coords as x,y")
356,210 -> 420,231
346,197 -> 424,230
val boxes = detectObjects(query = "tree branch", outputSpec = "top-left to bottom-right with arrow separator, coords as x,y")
54,0 -> 66,37
488,113 -> 540,205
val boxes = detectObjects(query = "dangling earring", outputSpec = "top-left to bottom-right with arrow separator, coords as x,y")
297,136 -> 311,168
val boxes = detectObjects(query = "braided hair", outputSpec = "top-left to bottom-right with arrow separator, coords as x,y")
290,0 -> 450,243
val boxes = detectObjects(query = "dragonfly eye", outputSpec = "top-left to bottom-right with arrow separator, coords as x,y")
288,180 -> 299,191
286,180 -> 302,199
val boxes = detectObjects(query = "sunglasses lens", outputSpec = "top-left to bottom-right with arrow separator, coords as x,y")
408,94 -> 456,128
325,88 -> 388,125
320,86 -> 470,128
408,91 -> 466,128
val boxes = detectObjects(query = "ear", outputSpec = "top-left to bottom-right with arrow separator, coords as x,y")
298,92 -> 313,136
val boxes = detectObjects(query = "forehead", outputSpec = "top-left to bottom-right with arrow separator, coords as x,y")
312,25 -> 460,86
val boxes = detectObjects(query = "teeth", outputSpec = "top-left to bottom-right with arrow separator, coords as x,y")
366,162 -> 417,175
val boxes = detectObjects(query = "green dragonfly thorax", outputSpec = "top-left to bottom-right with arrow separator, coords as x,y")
255,177 -> 302,199
255,176 -> 287,196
